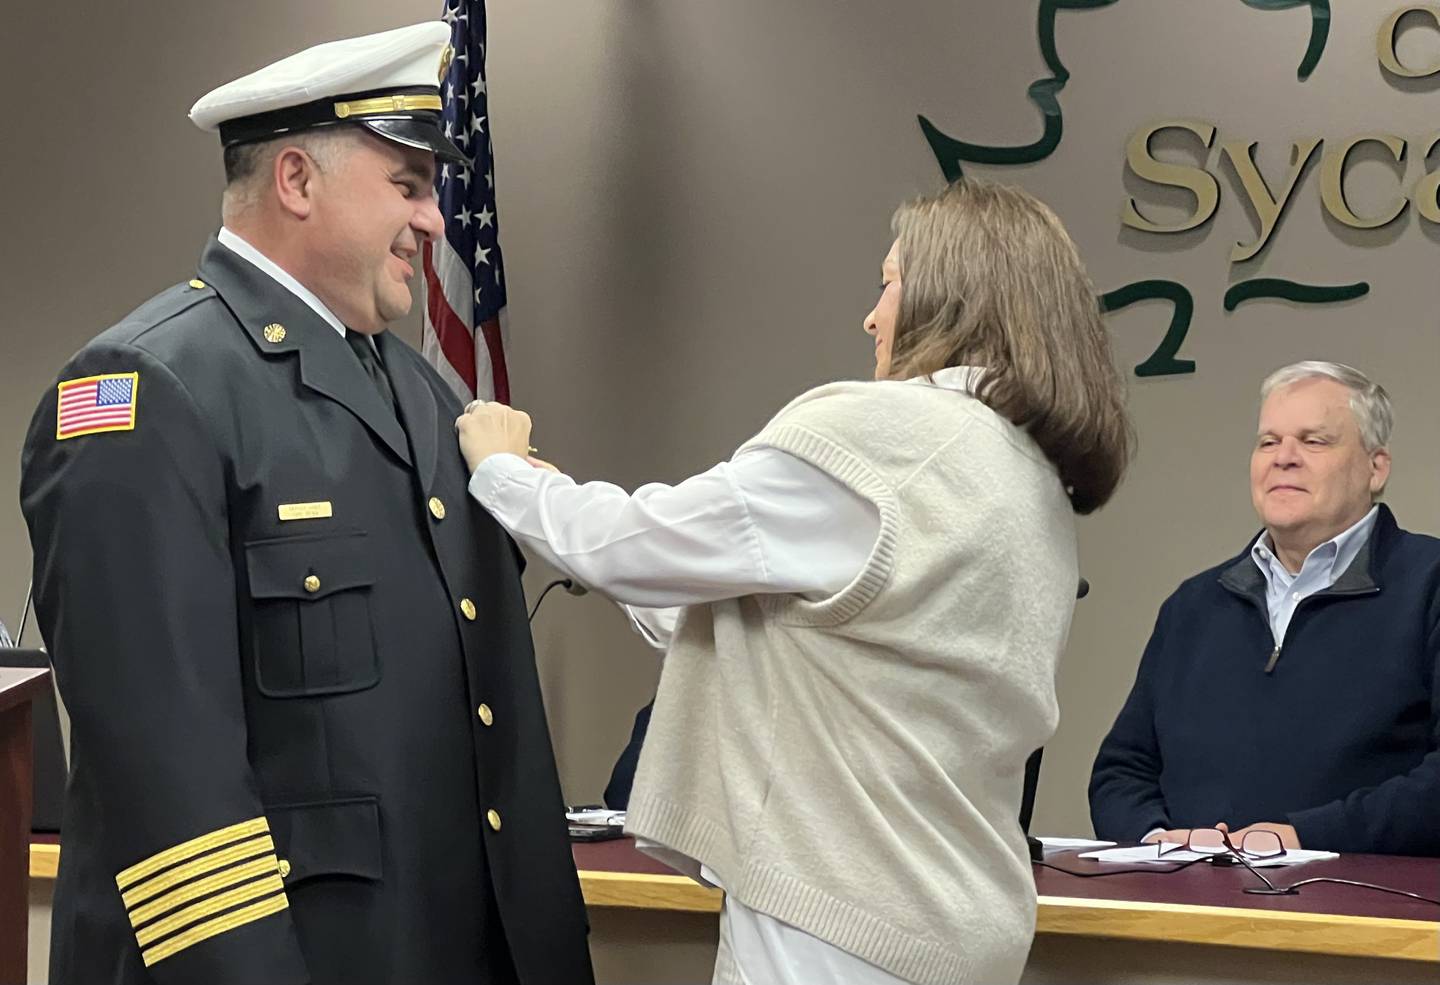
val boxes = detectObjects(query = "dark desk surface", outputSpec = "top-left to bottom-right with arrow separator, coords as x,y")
573,837 -> 677,876
1034,848 -> 1440,923
571,837 -> 1440,961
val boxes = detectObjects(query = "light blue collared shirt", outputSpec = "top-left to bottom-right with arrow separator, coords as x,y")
1250,505 -> 1378,646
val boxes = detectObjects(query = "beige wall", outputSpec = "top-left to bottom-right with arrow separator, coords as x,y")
5,1 -> 1440,925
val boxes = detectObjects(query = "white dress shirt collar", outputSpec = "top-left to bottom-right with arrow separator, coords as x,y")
909,365 -> 984,393
217,227 -> 348,338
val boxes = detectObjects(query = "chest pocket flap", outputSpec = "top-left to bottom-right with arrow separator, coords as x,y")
245,531 -> 380,697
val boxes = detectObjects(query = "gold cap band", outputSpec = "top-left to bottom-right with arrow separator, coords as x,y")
334,94 -> 443,119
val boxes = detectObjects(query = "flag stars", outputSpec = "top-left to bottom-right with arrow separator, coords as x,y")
474,286 -> 484,303
477,205 -> 494,228
459,168 -> 473,188
470,114 -> 486,135
476,245 -> 492,265
457,206 -> 473,228
471,76 -> 486,97
485,169 -> 495,189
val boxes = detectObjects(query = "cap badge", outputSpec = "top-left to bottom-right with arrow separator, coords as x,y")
438,43 -> 455,83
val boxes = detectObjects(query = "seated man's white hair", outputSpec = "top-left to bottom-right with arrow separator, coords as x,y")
1260,360 -> 1392,453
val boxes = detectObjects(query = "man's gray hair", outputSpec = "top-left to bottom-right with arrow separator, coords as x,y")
1260,360 -> 1393,452
221,128 -> 355,221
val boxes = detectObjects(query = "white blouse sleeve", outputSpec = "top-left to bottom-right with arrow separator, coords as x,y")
467,447 -> 879,621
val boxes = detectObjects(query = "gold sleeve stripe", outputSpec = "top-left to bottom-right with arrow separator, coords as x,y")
141,892 -> 289,968
128,855 -> 280,929
135,873 -> 286,947
117,817 -> 270,891
122,835 -> 274,908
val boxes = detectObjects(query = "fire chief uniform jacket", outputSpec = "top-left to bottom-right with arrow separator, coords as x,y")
20,238 -> 593,985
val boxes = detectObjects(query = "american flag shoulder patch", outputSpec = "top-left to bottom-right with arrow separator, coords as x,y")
56,372 -> 139,440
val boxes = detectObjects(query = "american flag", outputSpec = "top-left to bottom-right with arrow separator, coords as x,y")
423,0 -> 509,404
57,373 -> 138,440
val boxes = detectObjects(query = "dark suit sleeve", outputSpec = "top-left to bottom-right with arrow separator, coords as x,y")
1288,618 -> 1440,855
1089,603 -> 1173,841
21,343 -> 310,984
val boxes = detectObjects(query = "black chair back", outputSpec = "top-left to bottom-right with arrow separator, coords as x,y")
1019,746 -> 1043,835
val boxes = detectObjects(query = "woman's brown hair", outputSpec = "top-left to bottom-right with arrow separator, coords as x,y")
887,178 -> 1133,514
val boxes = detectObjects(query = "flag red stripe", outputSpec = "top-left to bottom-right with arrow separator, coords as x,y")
61,407 -> 132,420
60,423 -> 131,435
60,411 -> 133,428
477,318 -> 509,405
60,419 -> 133,434
423,242 -> 478,396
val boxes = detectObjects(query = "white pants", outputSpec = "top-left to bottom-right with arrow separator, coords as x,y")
711,896 -> 914,985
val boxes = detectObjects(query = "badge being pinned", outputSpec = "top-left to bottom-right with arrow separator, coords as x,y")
56,373 -> 139,440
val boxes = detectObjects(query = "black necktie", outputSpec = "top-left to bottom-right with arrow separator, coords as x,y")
345,330 -> 397,414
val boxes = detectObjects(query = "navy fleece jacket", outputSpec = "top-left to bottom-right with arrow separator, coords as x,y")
1089,505 -> 1440,856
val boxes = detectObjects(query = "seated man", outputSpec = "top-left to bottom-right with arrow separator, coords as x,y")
1090,361 -> 1440,856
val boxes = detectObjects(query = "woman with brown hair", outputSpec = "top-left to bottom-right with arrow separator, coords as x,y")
457,178 -> 1131,985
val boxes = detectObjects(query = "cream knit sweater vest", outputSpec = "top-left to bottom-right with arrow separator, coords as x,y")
626,378 -> 1078,985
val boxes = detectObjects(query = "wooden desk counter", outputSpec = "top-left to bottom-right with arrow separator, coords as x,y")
4,667 -> 53,985
573,837 -> 722,914
1032,847 -> 1439,962
32,837 -> 1440,963
568,839 -> 1439,964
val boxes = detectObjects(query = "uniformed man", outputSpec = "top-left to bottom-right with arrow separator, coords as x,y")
20,22 -> 592,985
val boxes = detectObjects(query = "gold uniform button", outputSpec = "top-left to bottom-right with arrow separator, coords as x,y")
428,497 -> 446,520
460,598 -> 477,621
188,279 -> 207,290
304,575 -> 321,593
277,859 -> 292,878
263,323 -> 287,344
477,704 -> 494,727
487,809 -> 502,832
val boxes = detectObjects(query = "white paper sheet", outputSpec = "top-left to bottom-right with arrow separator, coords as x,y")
1036,837 -> 1117,851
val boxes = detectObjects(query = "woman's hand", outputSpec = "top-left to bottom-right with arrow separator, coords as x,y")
456,401 -> 533,474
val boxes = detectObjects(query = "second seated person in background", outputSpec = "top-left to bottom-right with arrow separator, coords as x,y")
457,179 -> 1133,985
1089,361 -> 1440,857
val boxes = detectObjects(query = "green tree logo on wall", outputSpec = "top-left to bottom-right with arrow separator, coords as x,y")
917,0 -> 1369,378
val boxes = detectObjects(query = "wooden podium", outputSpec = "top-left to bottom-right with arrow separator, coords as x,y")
1,666 -> 51,984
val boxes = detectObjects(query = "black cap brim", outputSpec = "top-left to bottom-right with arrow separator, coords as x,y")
361,117 -> 469,168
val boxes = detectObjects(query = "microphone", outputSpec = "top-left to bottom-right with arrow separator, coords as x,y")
14,581 -> 34,648
528,577 -> 587,622
1076,577 -> 1090,600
